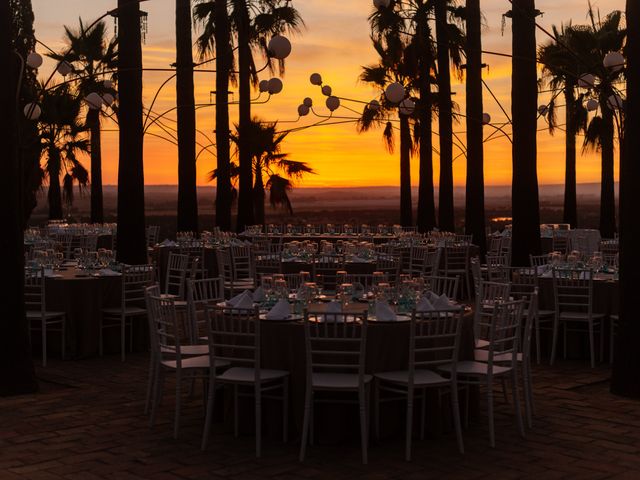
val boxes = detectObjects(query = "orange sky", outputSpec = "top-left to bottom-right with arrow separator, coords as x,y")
32,0 -> 624,188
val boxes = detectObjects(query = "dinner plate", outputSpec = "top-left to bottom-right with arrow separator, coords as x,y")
259,313 -> 302,321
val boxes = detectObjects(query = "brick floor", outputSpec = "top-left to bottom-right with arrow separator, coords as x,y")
1,355 -> 639,479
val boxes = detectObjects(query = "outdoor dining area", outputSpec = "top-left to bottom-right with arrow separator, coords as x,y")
20,220 -> 622,462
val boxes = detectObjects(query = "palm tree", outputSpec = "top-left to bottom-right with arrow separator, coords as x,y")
611,0 -> 639,398
511,0 -> 541,266
210,118 -> 313,224
49,19 -> 117,224
176,0 -> 198,233
539,24 -> 589,228
463,0 -> 487,254
359,36 -> 415,227
37,85 -> 90,220
195,0 -> 303,232
116,0 -> 147,265
580,8 -> 625,239
2,0 -> 37,395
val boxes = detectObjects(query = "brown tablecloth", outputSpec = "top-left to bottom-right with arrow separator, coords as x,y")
537,276 -> 619,316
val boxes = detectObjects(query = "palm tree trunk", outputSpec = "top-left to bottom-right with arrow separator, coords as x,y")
612,0 -> 640,397
464,0 -> 486,255
0,0 -> 37,394
88,109 -> 104,224
399,115 -> 413,227
175,0 -> 198,233
435,0 -> 454,232
253,170 -> 265,225
214,0 -> 232,231
563,83 -> 577,228
600,102 -> 616,239
235,2 -> 254,232
48,153 -> 63,220
511,0 -> 541,266
116,0 -> 147,264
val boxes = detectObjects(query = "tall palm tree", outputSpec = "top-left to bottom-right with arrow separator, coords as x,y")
49,19 -> 118,224
2,0 -> 37,395
538,24 -> 589,228
580,8 -> 625,239
194,0 -> 303,232
116,0 -> 147,264
511,0 -> 541,266
176,0 -> 198,232
463,0 -> 486,254
611,0 -> 639,398
37,85 -> 90,220
359,37 -> 415,227
210,117 -> 313,224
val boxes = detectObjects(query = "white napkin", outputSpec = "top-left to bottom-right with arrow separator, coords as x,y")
98,268 -> 120,277
375,300 -> 397,321
433,294 -> 453,310
227,290 -> 254,308
253,286 -> 265,302
326,300 -> 342,313
266,299 -> 291,320
416,296 -> 435,312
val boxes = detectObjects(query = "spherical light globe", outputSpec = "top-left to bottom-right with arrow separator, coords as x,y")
482,113 -> 491,125
103,79 -> 114,89
538,105 -> 549,116
368,99 -> 381,112
303,97 -> 313,108
586,98 -> 599,112
326,96 -> 340,112
603,51 -> 625,72
373,0 -> 392,8
385,82 -> 405,104
399,98 -> 415,116
57,61 -> 73,77
578,73 -> 596,89
268,35 -> 292,60
607,93 -> 624,110
298,104 -> 310,117
23,103 -> 41,120
259,80 -> 270,92
310,73 -> 323,86
26,52 -> 43,68
321,85 -> 332,97
267,77 -> 283,95
102,93 -> 115,106
85,92 -> 103,110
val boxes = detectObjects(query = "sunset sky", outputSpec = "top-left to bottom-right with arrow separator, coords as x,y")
31,0 -> 625,188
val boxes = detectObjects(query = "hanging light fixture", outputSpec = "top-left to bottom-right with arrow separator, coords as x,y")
298,104 -> 310,116
578,73 -> 596,89
84,92 -> 104,110
57,61 -> 73,77
268,35 -> 292,60
23,103 -> 42,120
399,98 -> 415,116
586,98 -> 599,111
482,113 -> 491,125
321,85 -> 332,96
607,93 -> 624,110
367,99 -> 381,111
603,51 -> 625,72
102,93 -> 115,106
26,52 -> 43,69
326,96 -> 340,111
258,80 -> 270,92
373,0 -> 392,9
538,105 -> 549,116
309,73 -> 323,86
303,97 -> 313,108
385,82 -> 405,104
267,77 -> 283,95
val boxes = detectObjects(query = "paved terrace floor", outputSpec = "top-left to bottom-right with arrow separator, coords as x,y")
2,355 -> 640,479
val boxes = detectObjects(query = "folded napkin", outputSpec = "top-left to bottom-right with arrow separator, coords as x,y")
375,300 -> 397,321
97,268 -> 121,277
326,300 -> 342,313
266,299 -> 291,320
433,294 -> 453,310
416,296 -> 435,312
159,239 -> 177,247
252,286 -> 265,302
227,290 -> 254,309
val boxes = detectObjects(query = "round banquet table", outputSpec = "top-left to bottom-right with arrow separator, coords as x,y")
537,274 -> 619,316
231,306 -> 475,442
42,268 -> 146,359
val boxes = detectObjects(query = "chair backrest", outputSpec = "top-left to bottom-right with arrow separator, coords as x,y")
205,305 -> 261,373
408,309 -> 464,383
521,289 -> 538,360
303,310 -> 367,379
443,245 -> 470,273
180,244 -> 208,280
529,254 -> 549,267
507,266 -> 539,299
408,246 -> 430,274
552,231 -> 570,254
470,256 -> 482,298
375,253 -> 400,282
215,248 -> 234,283
474,280 -> 511,341
482,299 -> 524,366
187,277 -> 224,341
488,236 -> 503,256
486,255 -> 510,282
342,273 -> 389,290
146,225 -> 160,247
80,235 -> 98,253
147,293 -> 186,363
24,268 -> 45,315
426,275 -> 459,300
499,237 -> 512,263
164,252 -> 189,299
230,245 -> 255,281
121,264 -> 155,310
552,268 -> 594,316
313,254 -> 345,291
254,244 -> 283,276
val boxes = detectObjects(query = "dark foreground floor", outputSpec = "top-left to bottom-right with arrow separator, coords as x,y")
2,355 -> 639,479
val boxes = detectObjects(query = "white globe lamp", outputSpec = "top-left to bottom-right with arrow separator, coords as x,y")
268,35 -> 292,60
385,82 -> 405,104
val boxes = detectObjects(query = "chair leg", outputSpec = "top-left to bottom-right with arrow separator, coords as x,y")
61,317 -> 66,360
535,315 -> 542,365
255,384 -> 262,458
511,370 -> 525,439
610,319 -> 615,364
150,368 -> 163,427
299,387 -> 312,462
550,316 -> 559,365
99,316 -> 103,357
588,322 -> 595,368
359,387 -> 368,465
563,322 -> 568,360
282,377 -> 289,444
120,316 -> 126,362
405,386 -> 414,461
523,362 -> 533,428
41,321 -> 47,367
201,372 -> 216,450
500,377 -> 509,404
420,388 -> 427,441
450,382 -> 465,454
599,321 -> 604,363
373,380 -> 381,441
234,385 -> 239,438
145,352 -> 155,415
174,369 -> 181,439
487,377 -> 495,448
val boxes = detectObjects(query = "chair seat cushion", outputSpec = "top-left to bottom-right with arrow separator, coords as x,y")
161,344 -> 209,356
217,366 -> 288,383
375,369 -> 449,387
474,349 -> 523,363
559,312 -> 605,321
102,306 -> 146,316
438,360 -> 512,377
27,310 -> 65,320
311,372 -> 372,390
161,355 -> 229,370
